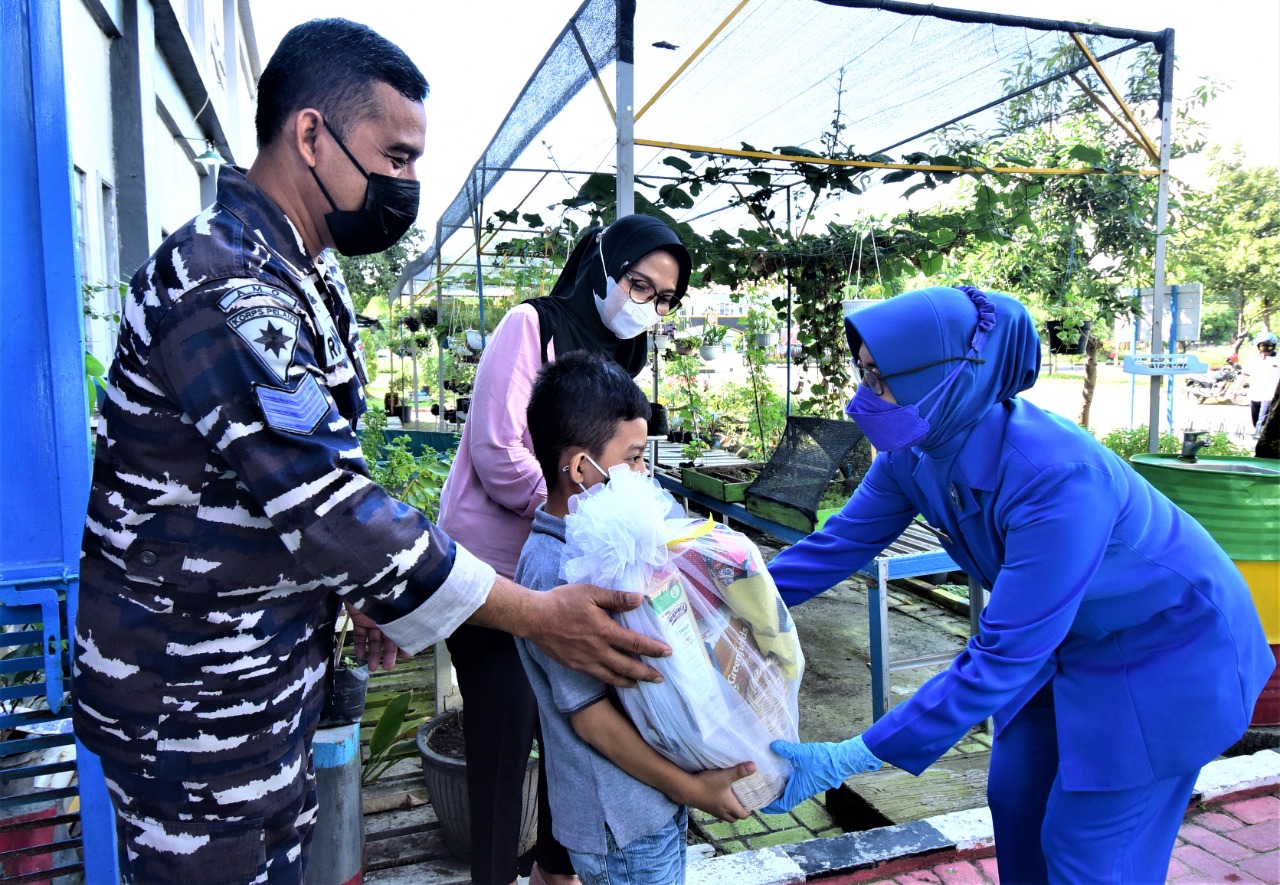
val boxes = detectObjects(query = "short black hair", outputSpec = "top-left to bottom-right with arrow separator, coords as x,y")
527,351 -> 651,491
255,18 -> 429,148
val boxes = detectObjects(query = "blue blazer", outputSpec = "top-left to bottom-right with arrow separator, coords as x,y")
769,399 -> 1274,790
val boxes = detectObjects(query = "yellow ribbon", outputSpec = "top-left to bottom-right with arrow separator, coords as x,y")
666,516 -> 717,548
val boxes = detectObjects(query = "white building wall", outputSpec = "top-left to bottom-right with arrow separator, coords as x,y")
58,0 -> 260,370
61,0 -> 121,362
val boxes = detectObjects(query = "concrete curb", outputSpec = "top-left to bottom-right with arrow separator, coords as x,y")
686,749 -> 1280,884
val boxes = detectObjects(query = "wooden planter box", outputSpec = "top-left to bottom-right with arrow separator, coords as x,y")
745,490 -> 847,533
681,464 -> 761,502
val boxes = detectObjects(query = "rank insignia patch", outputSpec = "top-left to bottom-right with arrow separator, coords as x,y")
229,306 -> 301,383
255,375 -> 328,435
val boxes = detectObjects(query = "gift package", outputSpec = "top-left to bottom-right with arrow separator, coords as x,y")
563,468 -> 804,809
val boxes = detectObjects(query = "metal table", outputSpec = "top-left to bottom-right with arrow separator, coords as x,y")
655,473 -> 984,721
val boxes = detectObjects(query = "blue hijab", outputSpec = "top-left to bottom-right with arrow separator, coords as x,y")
845,286 -> 1042,453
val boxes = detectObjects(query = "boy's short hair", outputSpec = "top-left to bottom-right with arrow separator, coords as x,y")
528,351 -> 651,491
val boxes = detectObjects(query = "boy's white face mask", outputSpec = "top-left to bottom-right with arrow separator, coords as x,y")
593,234 -> 659,340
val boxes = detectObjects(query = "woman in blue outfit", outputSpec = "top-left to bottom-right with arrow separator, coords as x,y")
764,286 -> 1274,884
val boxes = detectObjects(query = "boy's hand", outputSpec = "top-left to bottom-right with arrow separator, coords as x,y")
682,762 -> 756,822
530,583 -> 672,687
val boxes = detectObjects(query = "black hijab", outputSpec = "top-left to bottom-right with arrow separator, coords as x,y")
525,214 -> 692,377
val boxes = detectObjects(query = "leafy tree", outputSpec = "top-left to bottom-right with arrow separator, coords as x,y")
1170,150 -> 1280,351
942,41 -> 1212,427
334,226 -> 427,314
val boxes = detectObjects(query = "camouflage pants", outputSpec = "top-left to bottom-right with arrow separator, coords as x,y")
100,736 -> 318,884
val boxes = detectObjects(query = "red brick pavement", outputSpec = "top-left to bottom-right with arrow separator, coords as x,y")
818,788 -> 1279,884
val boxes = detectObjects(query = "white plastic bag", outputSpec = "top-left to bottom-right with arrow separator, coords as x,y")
563,469 -> 804,809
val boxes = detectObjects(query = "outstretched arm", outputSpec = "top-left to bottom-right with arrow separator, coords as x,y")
571,699 -> 754,822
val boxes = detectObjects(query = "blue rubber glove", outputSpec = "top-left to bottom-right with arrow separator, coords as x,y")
761,735 -> 882,814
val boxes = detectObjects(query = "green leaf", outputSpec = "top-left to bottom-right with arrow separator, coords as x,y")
662,156 -> 692,172
920,253 -> 944,276
1067,144 -> 1106,166
746,171 -> 772,188
368,691 -> 412,760
929,229 -> 957,247
658,183 -> 694,210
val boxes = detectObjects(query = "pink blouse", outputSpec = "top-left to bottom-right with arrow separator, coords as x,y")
438,304 -> 552,578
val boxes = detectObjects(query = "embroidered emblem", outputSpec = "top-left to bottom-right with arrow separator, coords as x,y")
255,376 -> 328,435
229,306 -> 300,382
218,283 -> 299,312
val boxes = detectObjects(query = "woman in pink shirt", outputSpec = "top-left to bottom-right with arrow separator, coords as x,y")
437,214 -> 691,885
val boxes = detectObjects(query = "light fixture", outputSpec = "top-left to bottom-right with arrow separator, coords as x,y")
193,140 -> 225,171
179,135 -> 225,171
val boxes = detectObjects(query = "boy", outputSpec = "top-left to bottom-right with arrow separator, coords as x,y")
516,352 -> 755,884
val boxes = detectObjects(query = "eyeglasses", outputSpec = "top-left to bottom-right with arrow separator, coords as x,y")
623,272 -> 680,312
854,355 -> 986,396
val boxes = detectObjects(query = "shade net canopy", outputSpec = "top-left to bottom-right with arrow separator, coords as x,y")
397,0 -> 1170,295
747,416 -> 873,524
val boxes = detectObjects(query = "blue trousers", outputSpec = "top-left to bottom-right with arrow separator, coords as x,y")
101,734 -> 317,884
987,685 -> 1197,884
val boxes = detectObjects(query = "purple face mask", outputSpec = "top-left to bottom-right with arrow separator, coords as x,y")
844,360 -> 969,452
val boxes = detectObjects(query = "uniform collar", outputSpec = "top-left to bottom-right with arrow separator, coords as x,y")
216,165 -> 315,282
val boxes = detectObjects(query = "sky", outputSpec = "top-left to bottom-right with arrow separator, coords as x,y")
247,0 -> 1280,242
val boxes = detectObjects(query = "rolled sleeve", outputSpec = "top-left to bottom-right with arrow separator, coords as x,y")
377,544 -> 497,654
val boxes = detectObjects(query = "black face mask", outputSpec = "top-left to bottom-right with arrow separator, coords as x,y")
310,120 -> 419,256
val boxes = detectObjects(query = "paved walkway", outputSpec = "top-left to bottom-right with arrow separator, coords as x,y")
684,749 -> 1280,885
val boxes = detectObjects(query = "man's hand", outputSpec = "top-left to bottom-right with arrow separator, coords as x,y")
345,604 -> 399,672
528,583 -> 671,688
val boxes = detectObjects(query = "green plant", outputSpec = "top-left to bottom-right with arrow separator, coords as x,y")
665,352 -> 707,434
1092,425 -> 1252,461
361,690 -> 424,785
358,407 -> 456,521
701,324 -> 727,346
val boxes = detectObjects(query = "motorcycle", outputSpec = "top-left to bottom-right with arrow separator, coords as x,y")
1183,362 -> 1250,405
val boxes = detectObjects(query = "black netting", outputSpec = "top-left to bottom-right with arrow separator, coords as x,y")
394,0 -> 1172,300
746,416 -> 872,523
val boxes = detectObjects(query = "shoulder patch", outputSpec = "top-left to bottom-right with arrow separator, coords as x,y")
255,376 -> 329,435
228,306 -> 301,383
218,284 -> 300,313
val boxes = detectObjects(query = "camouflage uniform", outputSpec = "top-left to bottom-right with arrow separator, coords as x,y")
73,166 -> 495,883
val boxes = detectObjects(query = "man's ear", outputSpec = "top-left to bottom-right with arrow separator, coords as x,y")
294,108 -> 323,168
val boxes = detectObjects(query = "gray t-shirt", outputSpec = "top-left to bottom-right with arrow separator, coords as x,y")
514,504 -> 680,855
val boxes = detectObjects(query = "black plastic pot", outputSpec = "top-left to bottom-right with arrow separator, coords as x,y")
319,661 -> 369,728
1046,320 -> 1092,355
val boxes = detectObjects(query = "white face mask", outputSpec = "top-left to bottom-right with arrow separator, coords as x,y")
593,235 -> 660,339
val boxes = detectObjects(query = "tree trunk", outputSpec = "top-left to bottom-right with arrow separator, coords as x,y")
1078,334 -> 1100,428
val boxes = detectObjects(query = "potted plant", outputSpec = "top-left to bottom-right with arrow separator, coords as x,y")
674,334 -> 698,357
383,372 -> 411,423
699,324 -> 727,360
1043,295 -> 1099,356
840,280 -> 888,315
319,614 -> 369,728
744,304 -> 780,348
417,709 -> 539,861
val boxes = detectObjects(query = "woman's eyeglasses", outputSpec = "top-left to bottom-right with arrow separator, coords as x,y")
855,355 -> 986,396
623,272 -> 680,312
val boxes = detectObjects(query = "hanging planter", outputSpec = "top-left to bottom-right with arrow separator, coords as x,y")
417,709 -> 539,861
699,345 -> 722,361
464,329 -> 485,354
755,332 -> 779,347
1046,320 -> 1092,355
